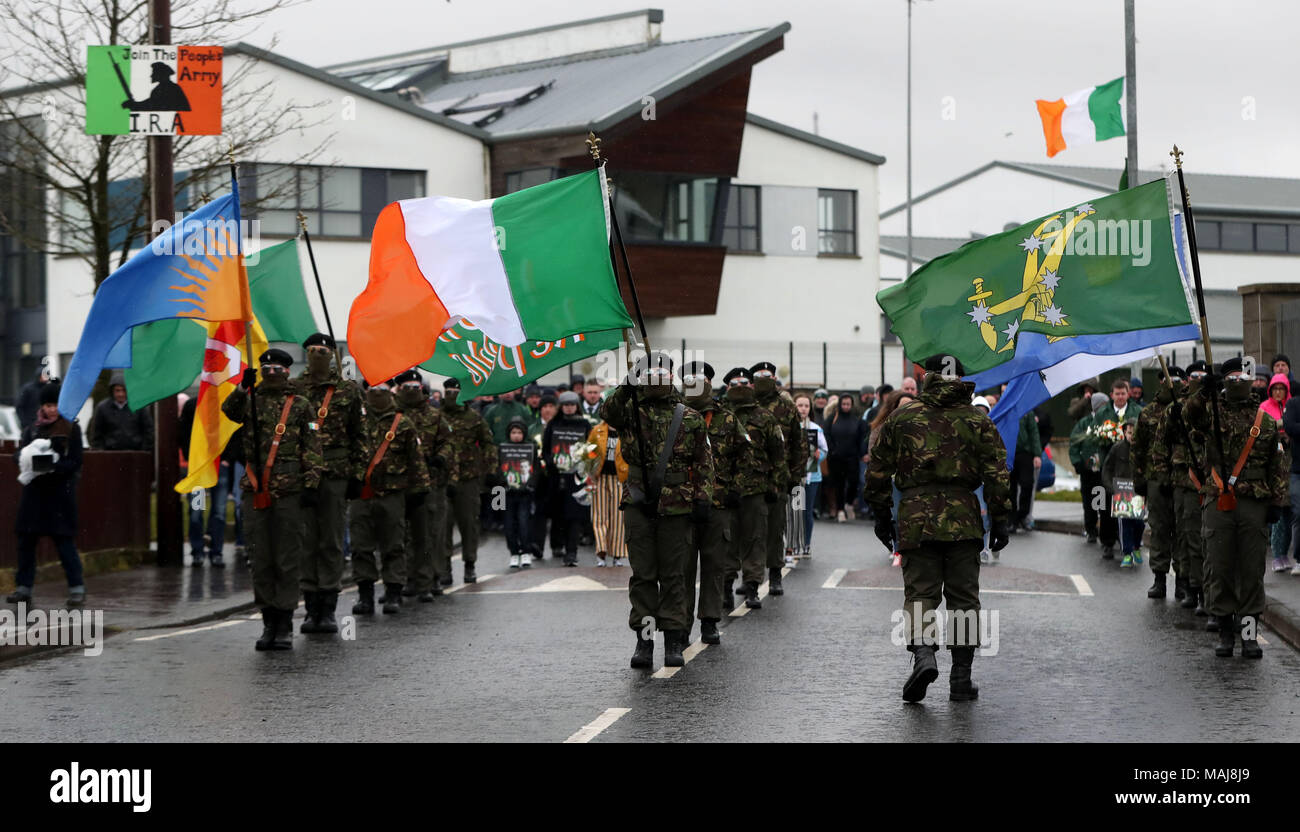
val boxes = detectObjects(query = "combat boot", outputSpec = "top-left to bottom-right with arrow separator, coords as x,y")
902,644 -> 939,702
1240,619 -> 1263,659
768,567 -> 784,596
1174,576 -> 1188,602
701,619 -> 720,645
381,583 -> 402,614
271,608 -> 294,650
1194,590 -> 1207,617
1215,616 -> 1236,657
316,591 -> 339,634
663,631 -> 685,667
352,581 -> 375,615
744,581 -> 762,609
630,635 -> 654,669
255,607 -> 277,651
463,564 -> 477,583
722,573 -> 736,610
1146,573 -> 1167,599
949,646 -> 979,701
401,584 -> 418,598
1206,615 -> 1219,632
300,591 -> 321,634
1180,585 -> 1199,610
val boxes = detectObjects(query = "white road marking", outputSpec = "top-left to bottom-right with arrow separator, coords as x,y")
134,620 -> 247,642
831,586 -> 1077,597
728,566 -> 791,617
444,574 -> 498,594
1070,574 -> 1094,596
1258,635 -> 1269,645
652,638 -> 711,679
564,708 -> 630,743
521,575 -> 610,593
823,568 -> 847,589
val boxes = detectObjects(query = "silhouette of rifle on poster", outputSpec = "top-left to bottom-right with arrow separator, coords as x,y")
115,59 -> 191,112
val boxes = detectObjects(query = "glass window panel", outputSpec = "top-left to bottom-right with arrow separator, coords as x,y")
258,165 -> 297,210
724,189 -> 739,225
741,229 -> 758,252
321,167 -> 361,211
387,170 -> 424,201
261,210 -> 299,236
298,167 -> 319,209
1257,223 -> 1287,252
1197,220 -> 1220,250
322,212 -> 361,237
741,187 -> 757,226
1220,221 -> 1253,251
722,227 -> 738,249
1289,225 -> 1300,254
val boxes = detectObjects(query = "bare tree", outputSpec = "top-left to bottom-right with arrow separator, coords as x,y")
0,0 -> 334,289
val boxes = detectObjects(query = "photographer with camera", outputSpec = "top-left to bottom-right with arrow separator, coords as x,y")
7,383 -> 86,607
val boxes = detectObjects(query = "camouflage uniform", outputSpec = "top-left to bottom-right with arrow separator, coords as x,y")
756,389 -> 808,570
864,374 -> 1011,649
400,397 -> 454,595
1185,384 -> 1287,626
1131,395 -> 1175,579
350,400 -> 430,591
292,369 -> 362,595
222,384 -> 324,614
684,396 -> 747,624
600,385 -> 714,636
442,401 -> 496,575
1153,391 -> 1206,598
724,397 -> 786,591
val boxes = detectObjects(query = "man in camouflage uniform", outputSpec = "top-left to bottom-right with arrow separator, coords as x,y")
1132,364 -> 1182,600
1184,357 -> 1287,658
349,377 -> 430,615
865,356 -> 1011,702
223,348 -> 325,651
720,367 -> 786,611
292,333 -> 362,635
681,362 -> 744,644
600,352 -> 714,669
394,370 -> 453,602
441,377 -> 497,584
751,361 -> 807,596
1154,360 -> 1209,616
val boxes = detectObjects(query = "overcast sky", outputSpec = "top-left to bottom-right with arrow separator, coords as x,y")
244,0 -> 1300,209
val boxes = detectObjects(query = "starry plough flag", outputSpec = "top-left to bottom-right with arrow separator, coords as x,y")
877,178 -> 1198,377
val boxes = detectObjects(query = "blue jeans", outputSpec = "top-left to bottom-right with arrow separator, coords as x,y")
803,482 -> 819,548
16,533 -> 83,588
207,461 -> 243,557
505,491 -> 533,555
1271,506 -> 1292,560
1119,518 -> 1146,555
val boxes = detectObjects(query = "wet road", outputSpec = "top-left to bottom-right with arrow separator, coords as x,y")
3,522 -> 1299,742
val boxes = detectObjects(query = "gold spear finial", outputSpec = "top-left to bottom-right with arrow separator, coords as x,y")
227,139 -> 237,167
296,212 -> 308,233
586,131 -> 602,162
1169,144 -> 1183,170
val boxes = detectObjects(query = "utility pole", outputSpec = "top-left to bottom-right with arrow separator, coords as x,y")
150,0 -> 181,566
1124,0 -> 1138,187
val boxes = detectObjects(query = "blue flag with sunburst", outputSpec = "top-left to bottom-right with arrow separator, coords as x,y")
59,176 -> 251,420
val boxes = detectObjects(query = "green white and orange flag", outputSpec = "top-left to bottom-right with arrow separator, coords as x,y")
174,317 -> 269,493
1036,77 -> 1125,158
85,45 -> 223,136
347,168 -> 634,383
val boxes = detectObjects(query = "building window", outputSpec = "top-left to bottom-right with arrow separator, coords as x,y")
610,172 -> 726,245
818,188 -> 857,255
1256,223 -> 1288,253
1219,221 -> 1253,252
1290,225 -> 1300,254
721,184 -> 760,253
505,168 -> 556,194
249,164 -> 425,239
881,313 -> 898,344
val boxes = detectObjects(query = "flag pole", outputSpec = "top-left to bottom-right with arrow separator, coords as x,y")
1170,144 -> 1227,480
1124,0 -> 1138,188
229,149 -> 262,502
296,212 -> 343,369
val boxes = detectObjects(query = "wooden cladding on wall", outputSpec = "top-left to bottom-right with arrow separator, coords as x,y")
619,244 -> 726,317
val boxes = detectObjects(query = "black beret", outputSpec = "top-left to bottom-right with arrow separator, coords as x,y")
723,367 -> 752,384
571,373 -> 585,384
393,369 -> 421,386
443,377 -> 461,390
302,332 -> 335,349
1160,365 -> 1186,381
633,351 -> 674,375
40,382 -> 60,405
749,361 -> 777,375
681,361 -> 715,381
923,354 -> 966,376
259,348 -> 293,367
1186,360 -> 1208,374
1273,353 -> 1291,367
1220,357 -> 1244,376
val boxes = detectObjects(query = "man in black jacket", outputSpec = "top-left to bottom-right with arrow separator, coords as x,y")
90,374 -> 153,451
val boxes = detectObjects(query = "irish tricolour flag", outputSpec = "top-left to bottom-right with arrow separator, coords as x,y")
1035,77 -> 1125,158
347,168 -> 634,384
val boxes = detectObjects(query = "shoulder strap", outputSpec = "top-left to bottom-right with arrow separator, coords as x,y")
315,385 -> 336,424
651,403 -> 687,493
1227,409 -> 1266,489
364,412 -> 405,489
250,395 -> 296,494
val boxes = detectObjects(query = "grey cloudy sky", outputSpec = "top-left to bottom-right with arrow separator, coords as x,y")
257,0 -> 1300,210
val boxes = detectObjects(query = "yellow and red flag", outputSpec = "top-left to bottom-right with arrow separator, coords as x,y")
174,317 -> 269,493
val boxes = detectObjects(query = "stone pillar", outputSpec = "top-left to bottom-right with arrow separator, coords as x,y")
1238,283 -> 1300,366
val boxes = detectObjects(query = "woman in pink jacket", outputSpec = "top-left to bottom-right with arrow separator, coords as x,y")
1261,373 -> 1294,572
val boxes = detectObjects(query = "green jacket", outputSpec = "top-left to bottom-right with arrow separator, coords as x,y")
1184,388 -> 1286,504
483,399 -> 536,445
1069,413 -> 1113,473
400,401 -> 455,487
864,374 -> 1011,549
292,369 -> 362,480
352,404 -> 430,496
600,386 -> 714,515
726,397 -> 786,499
441,401 -> 497,482
222,385 -> 325,497
688,397 -> 748,508
1016,412 -> 1042,458
756,391 -> 807,491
